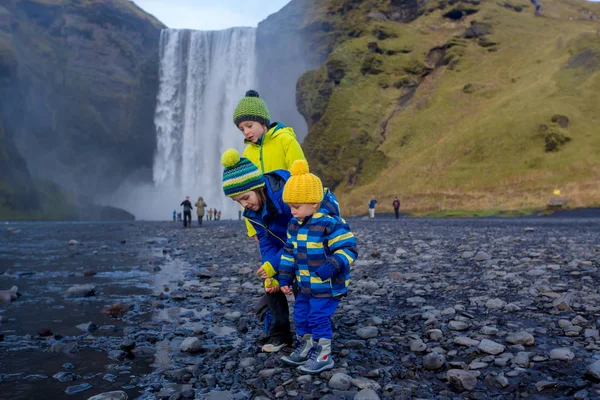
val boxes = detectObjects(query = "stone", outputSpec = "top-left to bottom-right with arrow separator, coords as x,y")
461,251 -> 475,259
65,284 -> 96,298
485,298 -> 507,309
447,369 -> 477,391
512,352 -> 531,368
428,329 -> 443,341
584,360 -> 600,380
549,348 -> 575,361
410,339 -> 427,352
354,389 -> 380,400
454,336 -> 480,347
480,326 -> 499,336
474,251 -> 491,261
53,372 -> 78,382
351,377 -> 381,391
449,321 -> 470,331
224,311 -> 241,321
76,322 -> 97,333
68,240 -> 79,246
469,361 -> 488,370
423,352 -> 445,370
329,373 -> 353,390
478,339 -> 505,355
506,331 -> 535,346
239,357 -> 257,368
65,383 -> 92,395
87,391 -> 129,400
120,340 -> 136,352
553,294 -> 574,312
180,337 -> 202,353
356,326 -> 378,339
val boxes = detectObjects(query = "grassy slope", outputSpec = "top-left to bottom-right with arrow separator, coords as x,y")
302,0 -> 600,215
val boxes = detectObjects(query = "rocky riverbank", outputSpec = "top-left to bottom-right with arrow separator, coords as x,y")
1,218 -> 599,399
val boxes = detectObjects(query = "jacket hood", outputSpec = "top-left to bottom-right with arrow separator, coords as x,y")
197,197 -> 203,201
318,189 -> 340,218
244,122 -> 297,146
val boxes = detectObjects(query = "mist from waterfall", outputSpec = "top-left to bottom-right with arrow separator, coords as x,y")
125,28 -> 257,220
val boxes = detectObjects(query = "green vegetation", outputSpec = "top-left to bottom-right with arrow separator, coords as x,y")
298,0 -> 600,215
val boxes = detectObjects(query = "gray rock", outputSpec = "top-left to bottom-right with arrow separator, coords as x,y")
180,337 -> 202,353
258,369 -> 277,379
53,372 -> 78,382
454,336 -> 480,347
449,321 -> 470,331
87,391 -> 128,400
224,311 -> 241,321
480,326 -> 499,336
506,331 -> 534,346
584,360 -> 600,380
447,369 -> 477,391
65,383 -> 92,395
239,357 -> 257,368
351,377 -> 381,390
68,240 -> 79,246
65,284 -> 96,298
76,322 -> 97,333
549,348 -> 575,361
356,326 -> 378,339
428,329 -> 443,341
485,298 -> 506,309
474,251 -> 491,261
354,388 -> 380,400
329,373 -> 353,390
461,251 -> 475,259
512,352 -> 531,368
410,339 -> 426,352
478,339 -> 505,355
423,352 -> 445,370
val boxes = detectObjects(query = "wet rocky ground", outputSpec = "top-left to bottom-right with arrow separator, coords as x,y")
1,217 -> 600,400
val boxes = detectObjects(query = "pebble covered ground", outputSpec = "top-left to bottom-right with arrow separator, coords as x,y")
1,217 -> 599,400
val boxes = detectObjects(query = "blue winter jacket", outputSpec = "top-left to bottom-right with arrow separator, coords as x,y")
243,170 -> 292,280
279,189 -> 358,298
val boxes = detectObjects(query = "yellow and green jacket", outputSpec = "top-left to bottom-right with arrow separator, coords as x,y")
244,122 -> 305,238
243,122 -> 305,174
278,190 -> 358,298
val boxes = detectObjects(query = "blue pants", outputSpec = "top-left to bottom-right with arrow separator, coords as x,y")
294,293 -> 340,340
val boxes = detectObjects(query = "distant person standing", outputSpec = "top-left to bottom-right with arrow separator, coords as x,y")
180,196 -> 193,228
172,210 -> 176,222
208,208 -> 213,221
530,0 -> 541,15
217,210 -> 222,221
238,209 -> 242,220
195,197 -> 207,226
393,196 -> 401,219
368,196 -> 378,219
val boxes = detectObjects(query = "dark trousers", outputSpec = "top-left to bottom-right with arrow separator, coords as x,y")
183,211 -> 191,227
197,215 -> 203,226
394,207 -> 400,219
258,292 -> 292,343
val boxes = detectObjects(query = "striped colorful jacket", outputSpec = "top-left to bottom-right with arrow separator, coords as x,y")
278,190 -> 358,298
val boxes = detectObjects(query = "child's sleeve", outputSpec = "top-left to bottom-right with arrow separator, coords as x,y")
315,218 -> 358,280
282,133 -> 306,170
256,227 -> 285,279
278,228 -> 296,287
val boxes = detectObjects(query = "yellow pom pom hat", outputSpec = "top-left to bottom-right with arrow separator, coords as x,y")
282,160 -> 324,204
221,148 -> 265,197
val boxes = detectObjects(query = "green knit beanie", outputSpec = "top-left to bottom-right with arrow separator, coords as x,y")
233,90 -> 270,127
221,149 -> 265,197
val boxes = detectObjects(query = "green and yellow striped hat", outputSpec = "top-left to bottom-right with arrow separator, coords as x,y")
221,149 -> 265,197
233,90 -> 270,127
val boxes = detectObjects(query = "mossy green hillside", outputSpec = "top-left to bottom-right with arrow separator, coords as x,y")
297,0 -> 600,215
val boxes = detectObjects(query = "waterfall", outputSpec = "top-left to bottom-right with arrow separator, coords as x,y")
153,28 -> 257,219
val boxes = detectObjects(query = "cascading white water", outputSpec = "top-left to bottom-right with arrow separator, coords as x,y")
153,28 -> 257,219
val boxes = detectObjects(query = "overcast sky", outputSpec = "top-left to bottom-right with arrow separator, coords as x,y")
132,0 -> 291,30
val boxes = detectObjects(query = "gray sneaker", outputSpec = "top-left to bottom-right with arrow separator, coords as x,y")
281,334 -> 314,366
298,338 -> 335,374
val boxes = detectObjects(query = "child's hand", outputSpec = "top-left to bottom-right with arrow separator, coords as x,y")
281,286 -> 292,295
265,285 -> 280,293
256,266 -> 268,279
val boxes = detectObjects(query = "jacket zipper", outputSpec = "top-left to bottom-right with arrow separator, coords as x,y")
247,218 -> 285,245
259,137 -> 265,173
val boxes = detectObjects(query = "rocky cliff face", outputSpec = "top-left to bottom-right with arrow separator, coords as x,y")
255,0 -> 327,140
0,0 -> 164,203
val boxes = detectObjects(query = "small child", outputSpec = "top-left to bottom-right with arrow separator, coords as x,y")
278,160 -> 358,374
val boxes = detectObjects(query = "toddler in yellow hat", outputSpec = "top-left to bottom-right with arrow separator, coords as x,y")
278,160 -> 358,375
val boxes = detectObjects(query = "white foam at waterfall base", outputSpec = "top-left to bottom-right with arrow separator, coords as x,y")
111,28 -> 257,220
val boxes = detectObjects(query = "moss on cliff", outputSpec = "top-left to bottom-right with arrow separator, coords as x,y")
296,0 -> 600,214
